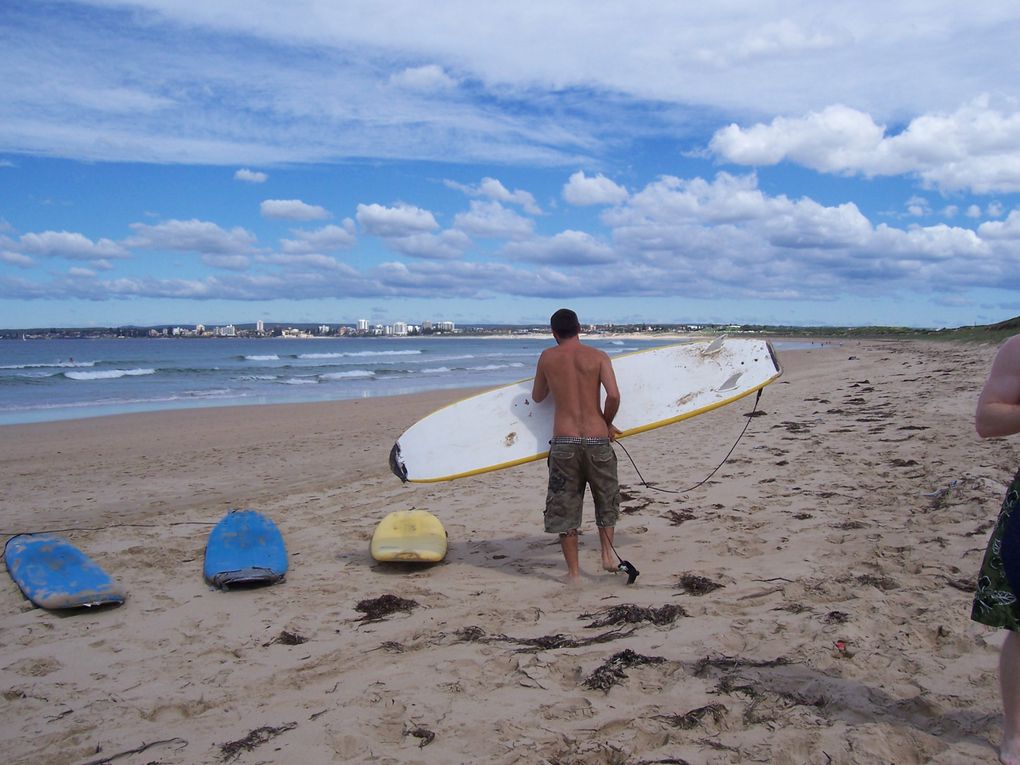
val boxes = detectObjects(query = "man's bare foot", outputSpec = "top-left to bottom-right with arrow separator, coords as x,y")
562,572 -> 583,587
602,563 -> 619,573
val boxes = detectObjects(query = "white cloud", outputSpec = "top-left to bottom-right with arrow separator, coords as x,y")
13,230 -> 130,260
258,253 -> 357,272
389,64 -> 457,92
447,177 -> 542,215
234,168 -> 268,183
280,222 -> 356,254
977,210 -> 1020,240
453,201 -> 533,239
126,219 -> 258,254
711,97 -> 1020,194
386,230 -> 471,260
906,196 -> 931,217
201,254 -> 251,271
356,203 -> 438,237
563,171 -> 629,206
700,19 -> 837,66
260,199 -> 331,221
503,230 -> 615,265
7,3 -> 1018,169
1,250 -> 34,267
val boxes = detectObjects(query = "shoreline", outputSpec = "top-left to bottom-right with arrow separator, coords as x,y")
0,335 -> 837,428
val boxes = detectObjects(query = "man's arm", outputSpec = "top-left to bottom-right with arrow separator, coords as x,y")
532,352 -> 550,403
600,353 -> 621,436
976,335 -> 1020,439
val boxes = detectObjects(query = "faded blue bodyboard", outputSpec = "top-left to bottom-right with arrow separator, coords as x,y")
203,509 -> 287,589
5,534 -> 125,610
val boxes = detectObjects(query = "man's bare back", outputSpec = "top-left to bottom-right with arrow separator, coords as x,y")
532,335 -> 620,438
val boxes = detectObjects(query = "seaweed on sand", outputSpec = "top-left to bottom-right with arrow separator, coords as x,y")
579,603 -> 687,628
355,594 -> 419,623
658,703 -> 728,730
675,573 -> 724,595
582,648 -> 666,692
220,723 -> 297,761
404,724 -> 435,748
453,625 -> 636,653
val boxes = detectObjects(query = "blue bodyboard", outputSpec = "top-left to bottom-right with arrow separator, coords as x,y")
4,534 -> 125,610
204,509 -> 287,589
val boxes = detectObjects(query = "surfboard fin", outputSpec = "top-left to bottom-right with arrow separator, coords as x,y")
702,335 -> 726,355
389,442 -> 409,483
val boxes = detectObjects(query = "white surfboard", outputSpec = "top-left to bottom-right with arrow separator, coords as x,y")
389,337 -> 782,483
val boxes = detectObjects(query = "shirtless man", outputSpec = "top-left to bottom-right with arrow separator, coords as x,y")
532,308 -> 621,584
971,334 -> 1020,764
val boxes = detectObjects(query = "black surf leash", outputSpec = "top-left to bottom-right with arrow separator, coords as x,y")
614,388 -> 764,495
607,537 -> 640,584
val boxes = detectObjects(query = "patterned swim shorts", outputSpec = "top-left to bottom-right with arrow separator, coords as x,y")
972,468 -> 1020,631
543,438 -> 620,534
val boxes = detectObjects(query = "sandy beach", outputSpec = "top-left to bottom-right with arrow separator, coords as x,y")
1,338 -> 1018,764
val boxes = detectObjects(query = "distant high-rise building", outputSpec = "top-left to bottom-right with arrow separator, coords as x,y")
256,320 -> 264,334
357,319 -> 369,332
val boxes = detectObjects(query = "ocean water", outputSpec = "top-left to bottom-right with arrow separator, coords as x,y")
0,335 -> 668,425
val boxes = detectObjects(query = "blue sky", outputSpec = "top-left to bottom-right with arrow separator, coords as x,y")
2,2 -> 1020,329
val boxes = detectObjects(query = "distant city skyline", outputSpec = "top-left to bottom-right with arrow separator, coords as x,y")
2,3 -> 1020,330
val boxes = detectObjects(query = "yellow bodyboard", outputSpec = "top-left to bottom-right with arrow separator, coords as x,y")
370,510 -> 448,563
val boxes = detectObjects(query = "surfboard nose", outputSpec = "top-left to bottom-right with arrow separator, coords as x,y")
389,442 -> 408,482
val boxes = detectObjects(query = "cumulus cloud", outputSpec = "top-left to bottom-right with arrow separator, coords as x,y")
446,177 -> 542,215
503,230 -> 615,265
563,171 -> 629,206
977,210 -> 1020,240
126,219 -> 258,254
260,199 -> 331,221
258,253 -> 357,272
1,250 -> 34,268
279,222 -> 357,254
710,97 -> 1020,194
385,230 -> 471,260
11,230 -> 130,260
356,203 -> 439,237
453,200 -> 534,239
234,168 -> 268,183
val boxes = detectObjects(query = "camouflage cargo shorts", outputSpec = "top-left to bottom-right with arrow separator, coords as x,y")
544,438 -> 620,534
972,468 -> 1020,631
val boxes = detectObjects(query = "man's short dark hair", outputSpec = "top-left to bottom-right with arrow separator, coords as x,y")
550,308 -> 580,338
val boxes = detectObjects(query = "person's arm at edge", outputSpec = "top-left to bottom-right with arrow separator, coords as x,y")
600,353 -> 621,439
976,335 -> 1020,439
532,352 -> 550,404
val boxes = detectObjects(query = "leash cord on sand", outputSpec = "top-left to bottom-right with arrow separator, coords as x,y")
614,388 -> 763,495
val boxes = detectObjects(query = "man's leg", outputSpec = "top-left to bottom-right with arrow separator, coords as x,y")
598,526 -> 616,572
559,529 -> 581,584
1002,630 -> 1020,764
